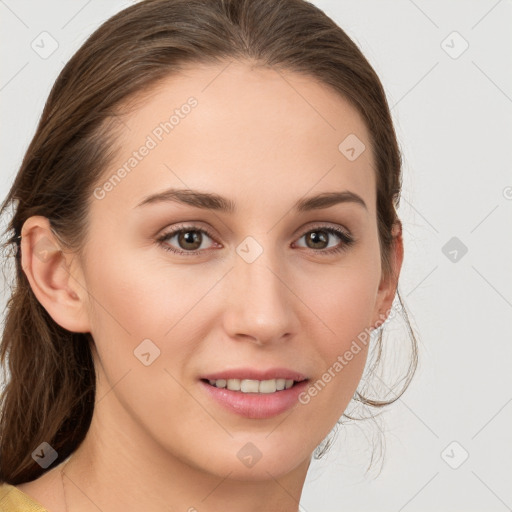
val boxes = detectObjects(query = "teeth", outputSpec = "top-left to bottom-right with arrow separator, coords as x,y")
241,379 -> 260,393
227,379 -> 241,391
208,378 -> 297,393
258,379 -> 277,393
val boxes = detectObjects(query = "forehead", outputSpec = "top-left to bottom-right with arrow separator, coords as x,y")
94,60 -> 376,217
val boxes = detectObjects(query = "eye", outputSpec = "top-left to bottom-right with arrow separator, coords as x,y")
157,225 -> 218,255
294,225 -> 354,255
156,223 -> 355,257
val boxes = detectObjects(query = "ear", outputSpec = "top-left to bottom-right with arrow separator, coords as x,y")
20,216 -> 91,333
371,220 -> 404,329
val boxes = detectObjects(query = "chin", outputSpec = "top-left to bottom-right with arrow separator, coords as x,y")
193,434 -> 315,481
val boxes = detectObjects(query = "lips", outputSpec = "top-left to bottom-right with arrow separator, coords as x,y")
199,367 -> 309,419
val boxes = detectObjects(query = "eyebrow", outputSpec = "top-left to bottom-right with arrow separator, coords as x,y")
136,188 -> 367,213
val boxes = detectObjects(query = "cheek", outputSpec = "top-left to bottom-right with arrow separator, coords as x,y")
296,251 -> 380,343
83,246 -> 205,341
288,257 -> 379,429
81,246 -> 227,391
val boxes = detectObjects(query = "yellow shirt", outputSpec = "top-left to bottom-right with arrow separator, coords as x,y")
0,483 -> 48,512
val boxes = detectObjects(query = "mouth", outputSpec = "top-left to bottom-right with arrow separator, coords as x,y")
199,369 -> 310,419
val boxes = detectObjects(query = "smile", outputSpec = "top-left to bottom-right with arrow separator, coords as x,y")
199,371 -> 310,419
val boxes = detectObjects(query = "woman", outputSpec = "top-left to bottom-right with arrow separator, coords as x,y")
0,0 -> 417,510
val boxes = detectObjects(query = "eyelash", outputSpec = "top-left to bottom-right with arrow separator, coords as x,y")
157,224 -> 355,257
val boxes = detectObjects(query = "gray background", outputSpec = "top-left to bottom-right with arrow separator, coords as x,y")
1,1 -> 511,511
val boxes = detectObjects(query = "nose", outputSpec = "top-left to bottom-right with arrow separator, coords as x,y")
222,248 -> 298,346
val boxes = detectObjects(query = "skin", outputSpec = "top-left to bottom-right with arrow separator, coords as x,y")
17,60 -> 403,512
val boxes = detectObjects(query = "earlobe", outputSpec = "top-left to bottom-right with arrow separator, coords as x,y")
20,216 -> 91,333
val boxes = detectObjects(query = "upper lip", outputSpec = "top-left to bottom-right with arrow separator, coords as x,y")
201,367 -> 308,382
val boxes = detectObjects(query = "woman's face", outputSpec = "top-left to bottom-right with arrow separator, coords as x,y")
72,60 -> 399,480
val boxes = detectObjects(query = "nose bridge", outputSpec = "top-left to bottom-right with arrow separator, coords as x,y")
224,236 -> 294,343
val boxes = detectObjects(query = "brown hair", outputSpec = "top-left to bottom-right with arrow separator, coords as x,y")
0,0 -> 418,484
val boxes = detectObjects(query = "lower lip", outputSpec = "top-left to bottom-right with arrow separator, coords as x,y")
199,380 -> 309,419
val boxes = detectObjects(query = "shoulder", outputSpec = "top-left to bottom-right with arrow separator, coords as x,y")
0,482 -> 49,512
